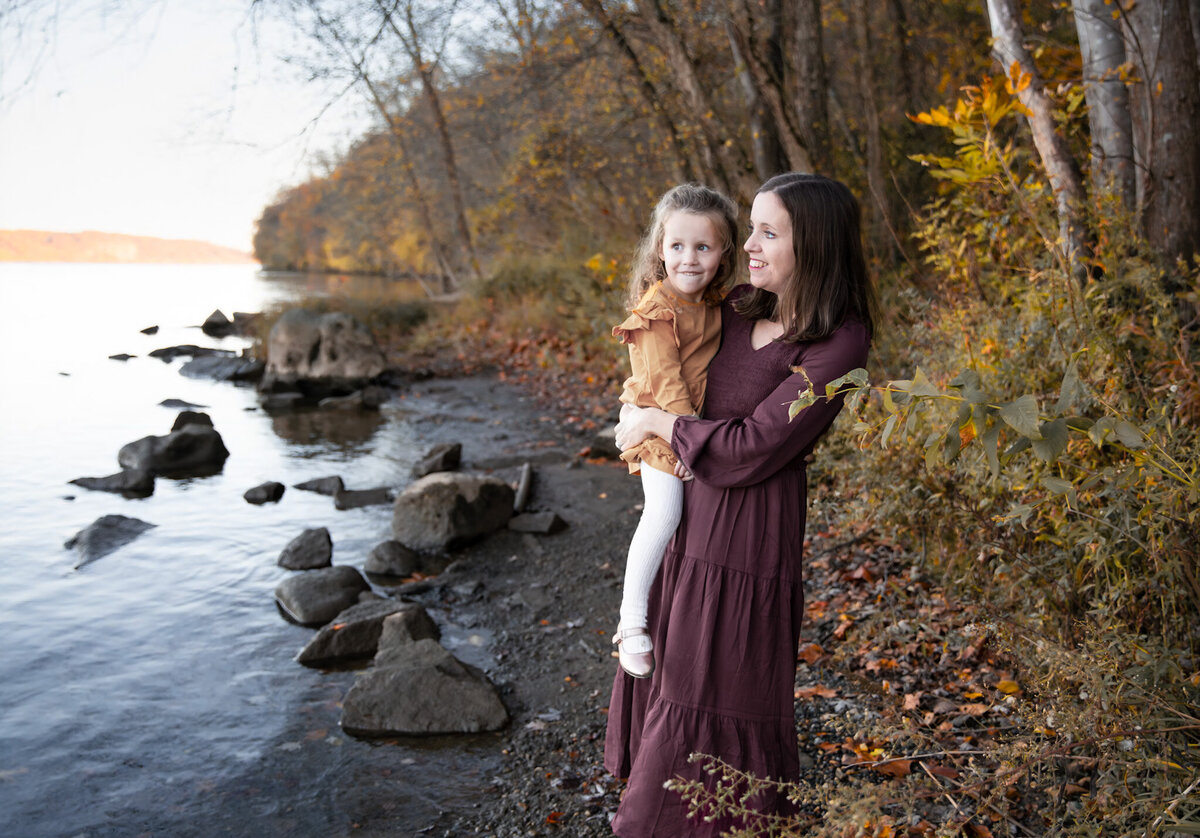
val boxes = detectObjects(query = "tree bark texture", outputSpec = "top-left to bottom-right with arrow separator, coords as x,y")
792,0 -> 833,173
1072,0 -> 1136,211
724,0 -> 815,176
853,0 -> 891,262
1121,0 -> 1200,266
986,0 -> 1090,277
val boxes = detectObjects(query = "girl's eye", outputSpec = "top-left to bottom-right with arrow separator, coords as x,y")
698,244 -> 709,251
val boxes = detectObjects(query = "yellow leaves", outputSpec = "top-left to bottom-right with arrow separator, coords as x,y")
1005,61 -> 1031,95
997,678 -> 1021,694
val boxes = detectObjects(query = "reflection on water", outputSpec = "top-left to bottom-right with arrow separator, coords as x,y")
269,406 -> 387,448
0,263 -> 479,838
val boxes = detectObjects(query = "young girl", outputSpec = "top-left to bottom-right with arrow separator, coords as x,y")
610,183 -> 740,678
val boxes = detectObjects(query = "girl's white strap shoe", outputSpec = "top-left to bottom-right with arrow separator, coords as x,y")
612,626 -> 655,679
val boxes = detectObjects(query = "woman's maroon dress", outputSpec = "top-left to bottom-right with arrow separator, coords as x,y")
604,288 -> 871,837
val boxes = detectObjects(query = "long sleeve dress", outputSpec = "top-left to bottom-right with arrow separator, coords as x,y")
604,286 -> 871,837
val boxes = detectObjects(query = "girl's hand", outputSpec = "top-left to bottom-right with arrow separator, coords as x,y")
615,403 -> 649,451
673,460 -> 693,481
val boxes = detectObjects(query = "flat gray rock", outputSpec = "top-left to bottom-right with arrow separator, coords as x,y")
412,442 -> 462,478
334,486 -> 392,510
294,476 -> 345,496
507,511 -> 568,534
69,468 -> 155,498
65,514 -> 156,569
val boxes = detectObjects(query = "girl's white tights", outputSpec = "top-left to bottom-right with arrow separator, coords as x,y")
619,464 -> 684,629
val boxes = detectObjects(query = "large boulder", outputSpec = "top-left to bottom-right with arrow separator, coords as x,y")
261,309 -> 386,394
277,527 -> 332,570
118,424 -> 229,477
391,472 -> 515,552
341,637 -> 508,736
295,600 -> 438,666
273,565 -> 370,626
69,468 -> 155,498
65,514 -> 156,569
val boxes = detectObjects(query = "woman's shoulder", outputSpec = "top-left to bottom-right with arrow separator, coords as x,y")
723,283 -> 754,307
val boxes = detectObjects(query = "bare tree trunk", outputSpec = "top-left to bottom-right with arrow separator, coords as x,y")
724,1 -> 814,176
380,0 -> 480,282
986,0 -> 1090,279
727,23 -> 783,180
635,0 -> 756,198
793,0 -> 832,174
578,0 -> 696,183
1073,0 -> 1135,212
1121,0 -> 1200,267
308,4 -> 459,290
852,0 -> 891,262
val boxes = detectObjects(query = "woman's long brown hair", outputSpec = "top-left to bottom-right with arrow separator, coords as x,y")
735,173 -> 876,341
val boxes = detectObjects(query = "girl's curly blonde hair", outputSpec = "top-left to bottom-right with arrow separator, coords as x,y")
625,183 -> 740,310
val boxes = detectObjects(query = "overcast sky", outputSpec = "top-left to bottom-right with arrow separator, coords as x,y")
0,1 -> 371,251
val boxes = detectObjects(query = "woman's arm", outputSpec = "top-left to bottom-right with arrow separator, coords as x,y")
673,321 -> 870,490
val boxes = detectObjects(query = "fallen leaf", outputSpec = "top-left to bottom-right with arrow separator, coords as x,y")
797,642 -> 824,664
996,679 -> 1020,694
903,693 -> 922,711
795,685 -> 838,699
924,763 -> 960,779
872,759 -> 912,778
833,618 -> 854,639
546,811 -> 565,825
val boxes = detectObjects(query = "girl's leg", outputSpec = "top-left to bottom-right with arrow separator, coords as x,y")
620,465 -> 684,630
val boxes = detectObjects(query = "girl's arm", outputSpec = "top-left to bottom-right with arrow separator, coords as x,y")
619,322 -> 869,490
636,318 -> 697,416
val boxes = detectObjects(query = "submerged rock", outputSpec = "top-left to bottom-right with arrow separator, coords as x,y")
333,486 -> 392,510
294,476 -> 345,496
274,565 -> 370,626
180,354 -> 264,382
65,514 -> 156,568
69,468 -> 155,498
244,481 -> 285,505
341,637 -> 508,736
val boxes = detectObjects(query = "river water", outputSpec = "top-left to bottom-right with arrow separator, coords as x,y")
0,263 -> 502,837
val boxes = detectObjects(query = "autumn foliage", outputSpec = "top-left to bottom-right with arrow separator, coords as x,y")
250,1 -> 1199,835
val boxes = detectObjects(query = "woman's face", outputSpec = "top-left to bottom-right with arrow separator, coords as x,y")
744,190 -> 795,298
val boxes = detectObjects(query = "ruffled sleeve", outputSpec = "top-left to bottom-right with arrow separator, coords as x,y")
612,287 -> 696,416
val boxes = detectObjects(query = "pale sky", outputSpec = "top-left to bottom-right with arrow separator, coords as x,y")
0,1 -> 371,252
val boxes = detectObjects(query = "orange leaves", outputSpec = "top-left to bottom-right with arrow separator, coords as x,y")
797,641 -> 825,665
795,685 -> 838,700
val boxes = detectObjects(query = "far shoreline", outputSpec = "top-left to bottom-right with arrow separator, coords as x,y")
0,230 -> 258,265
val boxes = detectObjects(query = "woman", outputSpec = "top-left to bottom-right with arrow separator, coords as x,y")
604,173 -> 875,836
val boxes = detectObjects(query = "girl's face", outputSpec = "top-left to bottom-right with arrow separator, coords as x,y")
744,190 -> 795,298
659,211 -> 724,302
